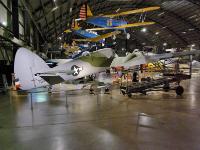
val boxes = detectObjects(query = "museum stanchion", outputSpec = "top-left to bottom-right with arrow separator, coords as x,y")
97,93 -> 101,105
109,86 -> 113,99
30,93 -> 33,110
65,91 -> 68,108
9,91 -> 13,105
136,112 -> 140,134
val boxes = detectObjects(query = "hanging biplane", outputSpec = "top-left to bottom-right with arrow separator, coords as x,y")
64,19 -> 121,42
78,4 -> 160,31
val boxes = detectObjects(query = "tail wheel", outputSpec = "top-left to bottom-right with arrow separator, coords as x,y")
127,93 -> 132,98
105,88 -> 109,93
121,90 -> 126,95
176,86 -> 184,96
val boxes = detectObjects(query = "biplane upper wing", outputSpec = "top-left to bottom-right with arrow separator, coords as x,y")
103,6 -> 160,18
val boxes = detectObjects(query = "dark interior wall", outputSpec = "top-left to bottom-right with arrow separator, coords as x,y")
113,38 -> 142,56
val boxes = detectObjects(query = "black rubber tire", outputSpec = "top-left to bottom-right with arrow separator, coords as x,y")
121,90 -> 125,95
176,86 -> 184,96
105,88 -> 109,93
127,93 -> 132,98
163,82 -> 170,92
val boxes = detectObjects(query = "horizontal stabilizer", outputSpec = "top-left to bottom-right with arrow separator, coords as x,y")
40,75 -> 65,85
64,29 -> 72,33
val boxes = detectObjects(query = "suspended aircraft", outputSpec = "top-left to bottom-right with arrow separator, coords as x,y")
63,41 -> 82,56
78,4 -> 160,31
64,19 -> 121,42
14,48 -> 200,91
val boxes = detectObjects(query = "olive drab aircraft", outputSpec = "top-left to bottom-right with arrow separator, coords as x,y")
14,47 -> 115,90
14,48 -> 200,90
78,4 -> 160,31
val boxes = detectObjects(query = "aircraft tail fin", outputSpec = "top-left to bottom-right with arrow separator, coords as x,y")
72,19 -> 80,30
74,20 -> 80,30
87,4 -> 93,17
14,48 -> 50,90
79,4 -> 93,20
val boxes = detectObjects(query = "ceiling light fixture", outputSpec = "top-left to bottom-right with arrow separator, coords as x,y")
2,21 -> 7,26
158,12 -> 165,16
51,6 -> 58,12
141,28 -> 147,32
116,8 -> 120,13
70,7 -> 72,13
163,43 -> 167,46
188,28 -> 195,31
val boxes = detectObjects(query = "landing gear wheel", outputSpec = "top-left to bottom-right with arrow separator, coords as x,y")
127,93 -> 132,98
176,86 -> 184,96
121,90 -> 126,95
163,82 -> 170,92
105,88 -> 109,93
141,91 -> 147,95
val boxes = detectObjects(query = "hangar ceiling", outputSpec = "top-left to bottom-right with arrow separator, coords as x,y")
22,0 -> 200,48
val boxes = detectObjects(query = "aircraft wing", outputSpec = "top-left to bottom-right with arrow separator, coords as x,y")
103,6 -> 160,18
74,31 -> 121,42
114,22 -> 155,29
147,50 -> 200,62
111,50 -> 200,67
64,29 -> 72,33
86,22 -> 155,31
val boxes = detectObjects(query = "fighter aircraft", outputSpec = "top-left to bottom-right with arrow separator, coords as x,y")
14,47 -> 115,90
111,49 -> 200,67
64,19 -> 121,42
14,48 -> 200,91
79,4 -> 160,31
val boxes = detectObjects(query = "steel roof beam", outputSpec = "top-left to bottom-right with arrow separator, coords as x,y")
35,1 -> 70,23
33,0 -> 52,15
20,0 -> 46,41
39,0 -> 50,39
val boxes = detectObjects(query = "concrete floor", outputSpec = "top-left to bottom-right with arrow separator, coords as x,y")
1,76 -> 200,150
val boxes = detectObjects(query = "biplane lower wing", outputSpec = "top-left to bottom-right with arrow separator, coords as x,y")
86,22 -> 155,31
74,31 -> 121,42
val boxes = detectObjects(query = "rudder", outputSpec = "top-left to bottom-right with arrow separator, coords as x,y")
14,48 -> 50,90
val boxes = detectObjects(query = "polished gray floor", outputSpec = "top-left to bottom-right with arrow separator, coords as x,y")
1,76 -> 200,150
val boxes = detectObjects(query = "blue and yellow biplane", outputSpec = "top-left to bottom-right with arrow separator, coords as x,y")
78,4 -> 160,31
64,19 -> 121,42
